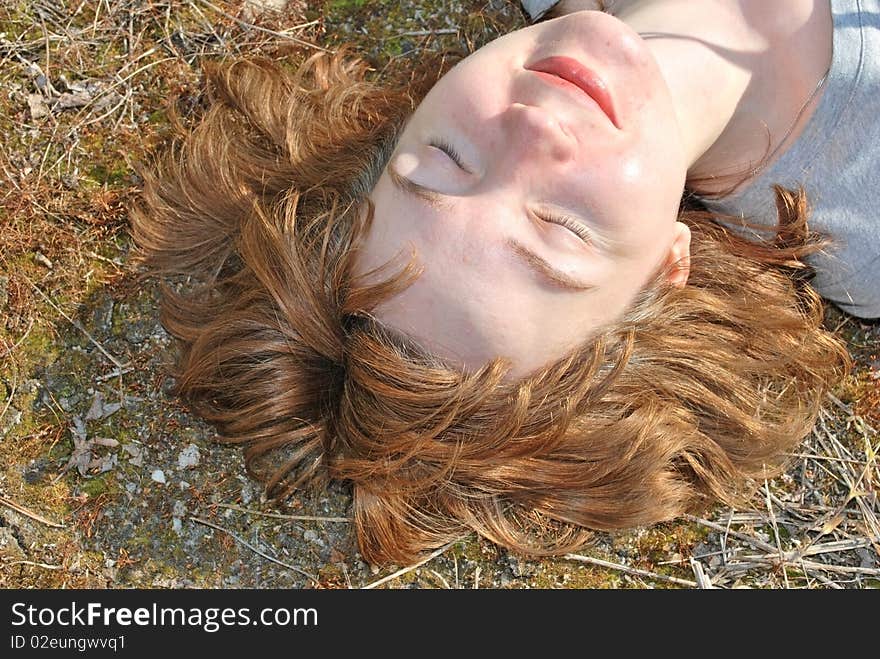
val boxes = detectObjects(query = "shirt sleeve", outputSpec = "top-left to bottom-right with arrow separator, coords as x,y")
520,0 -> 562,21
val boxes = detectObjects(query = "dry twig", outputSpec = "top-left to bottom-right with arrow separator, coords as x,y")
563,553 -> 698,588
189,515 -> 318,584
214,502 -> 350,523
363,539 -> 464,589
0,496 -> 66,528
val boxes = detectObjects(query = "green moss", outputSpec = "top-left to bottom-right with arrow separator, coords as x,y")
47,436 -> 74,463
528,563 -> 628,589
383,38 -> 403,57
448,536 -> 483,563
147,109 -> 167,125
87,163 -> 131,187
0,2 -> 40,41
81,474 -> 111,497
7,323 -> 59,373
326,0 -> 367,10
0,324 -> 59,442
126,521 -> 189,567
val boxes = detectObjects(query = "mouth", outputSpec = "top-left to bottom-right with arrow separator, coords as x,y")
525,56 -> 620,129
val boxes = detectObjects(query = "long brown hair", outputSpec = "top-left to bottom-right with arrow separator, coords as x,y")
130,48 -> 850,565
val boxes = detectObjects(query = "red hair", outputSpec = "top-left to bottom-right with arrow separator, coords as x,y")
130,50 -> 849,564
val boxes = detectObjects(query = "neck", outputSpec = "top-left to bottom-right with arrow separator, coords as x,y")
612,0 -> 832,190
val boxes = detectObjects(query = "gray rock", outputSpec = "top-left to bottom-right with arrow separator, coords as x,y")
123,443 -> 145,467
0,527 -> 25,561
90,298 -> 114,334
177,443 -> 200,470
240,481 -> 254,505
22,458 -> 48,484
303,530 -> 324,547
1,407 -> 22,438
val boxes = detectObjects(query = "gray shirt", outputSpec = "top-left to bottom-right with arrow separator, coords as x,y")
521,0 -> 561,20
522,0 -> 880,318
701,0 -> 880,319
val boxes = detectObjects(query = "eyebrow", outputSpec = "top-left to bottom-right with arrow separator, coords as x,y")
387,161 -> 594,292
506,240 -> 594,291
387,162 -> 451,209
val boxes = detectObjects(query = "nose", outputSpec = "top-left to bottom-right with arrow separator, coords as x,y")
501,102 -> 576,162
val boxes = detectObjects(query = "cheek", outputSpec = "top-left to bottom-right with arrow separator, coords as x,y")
437,53 -> 512,122
607,137 -> 686,221
619,156 -> 644,186
577,150 -> 668,230
446,89 -> 499,132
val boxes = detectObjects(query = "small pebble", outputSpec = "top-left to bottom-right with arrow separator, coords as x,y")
177,443 -> 200,470
34,251 -> 53,269
150,469 -> 166,484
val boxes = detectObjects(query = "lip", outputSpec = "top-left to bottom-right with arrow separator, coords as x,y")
525,56 -> 620,129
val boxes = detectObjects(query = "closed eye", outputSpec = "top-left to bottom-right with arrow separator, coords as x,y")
533,209 -> 592,245
428,138 -> 469,172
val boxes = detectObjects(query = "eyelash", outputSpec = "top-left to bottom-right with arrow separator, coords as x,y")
428,138 -> 466,169
426,139 -> 590,245
534,210 -> 592,244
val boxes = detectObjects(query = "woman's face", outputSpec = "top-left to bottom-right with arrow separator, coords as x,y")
357,10 -> 691,376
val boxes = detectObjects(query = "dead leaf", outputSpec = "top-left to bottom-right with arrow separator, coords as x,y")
27,93 -> 49,119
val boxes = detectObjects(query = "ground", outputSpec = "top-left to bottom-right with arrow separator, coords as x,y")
1,0 -> 878,590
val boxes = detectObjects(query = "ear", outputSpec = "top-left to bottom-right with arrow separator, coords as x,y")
663,221 -> 691,288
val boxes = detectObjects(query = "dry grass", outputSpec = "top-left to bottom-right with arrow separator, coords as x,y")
0,0 -> 877,589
